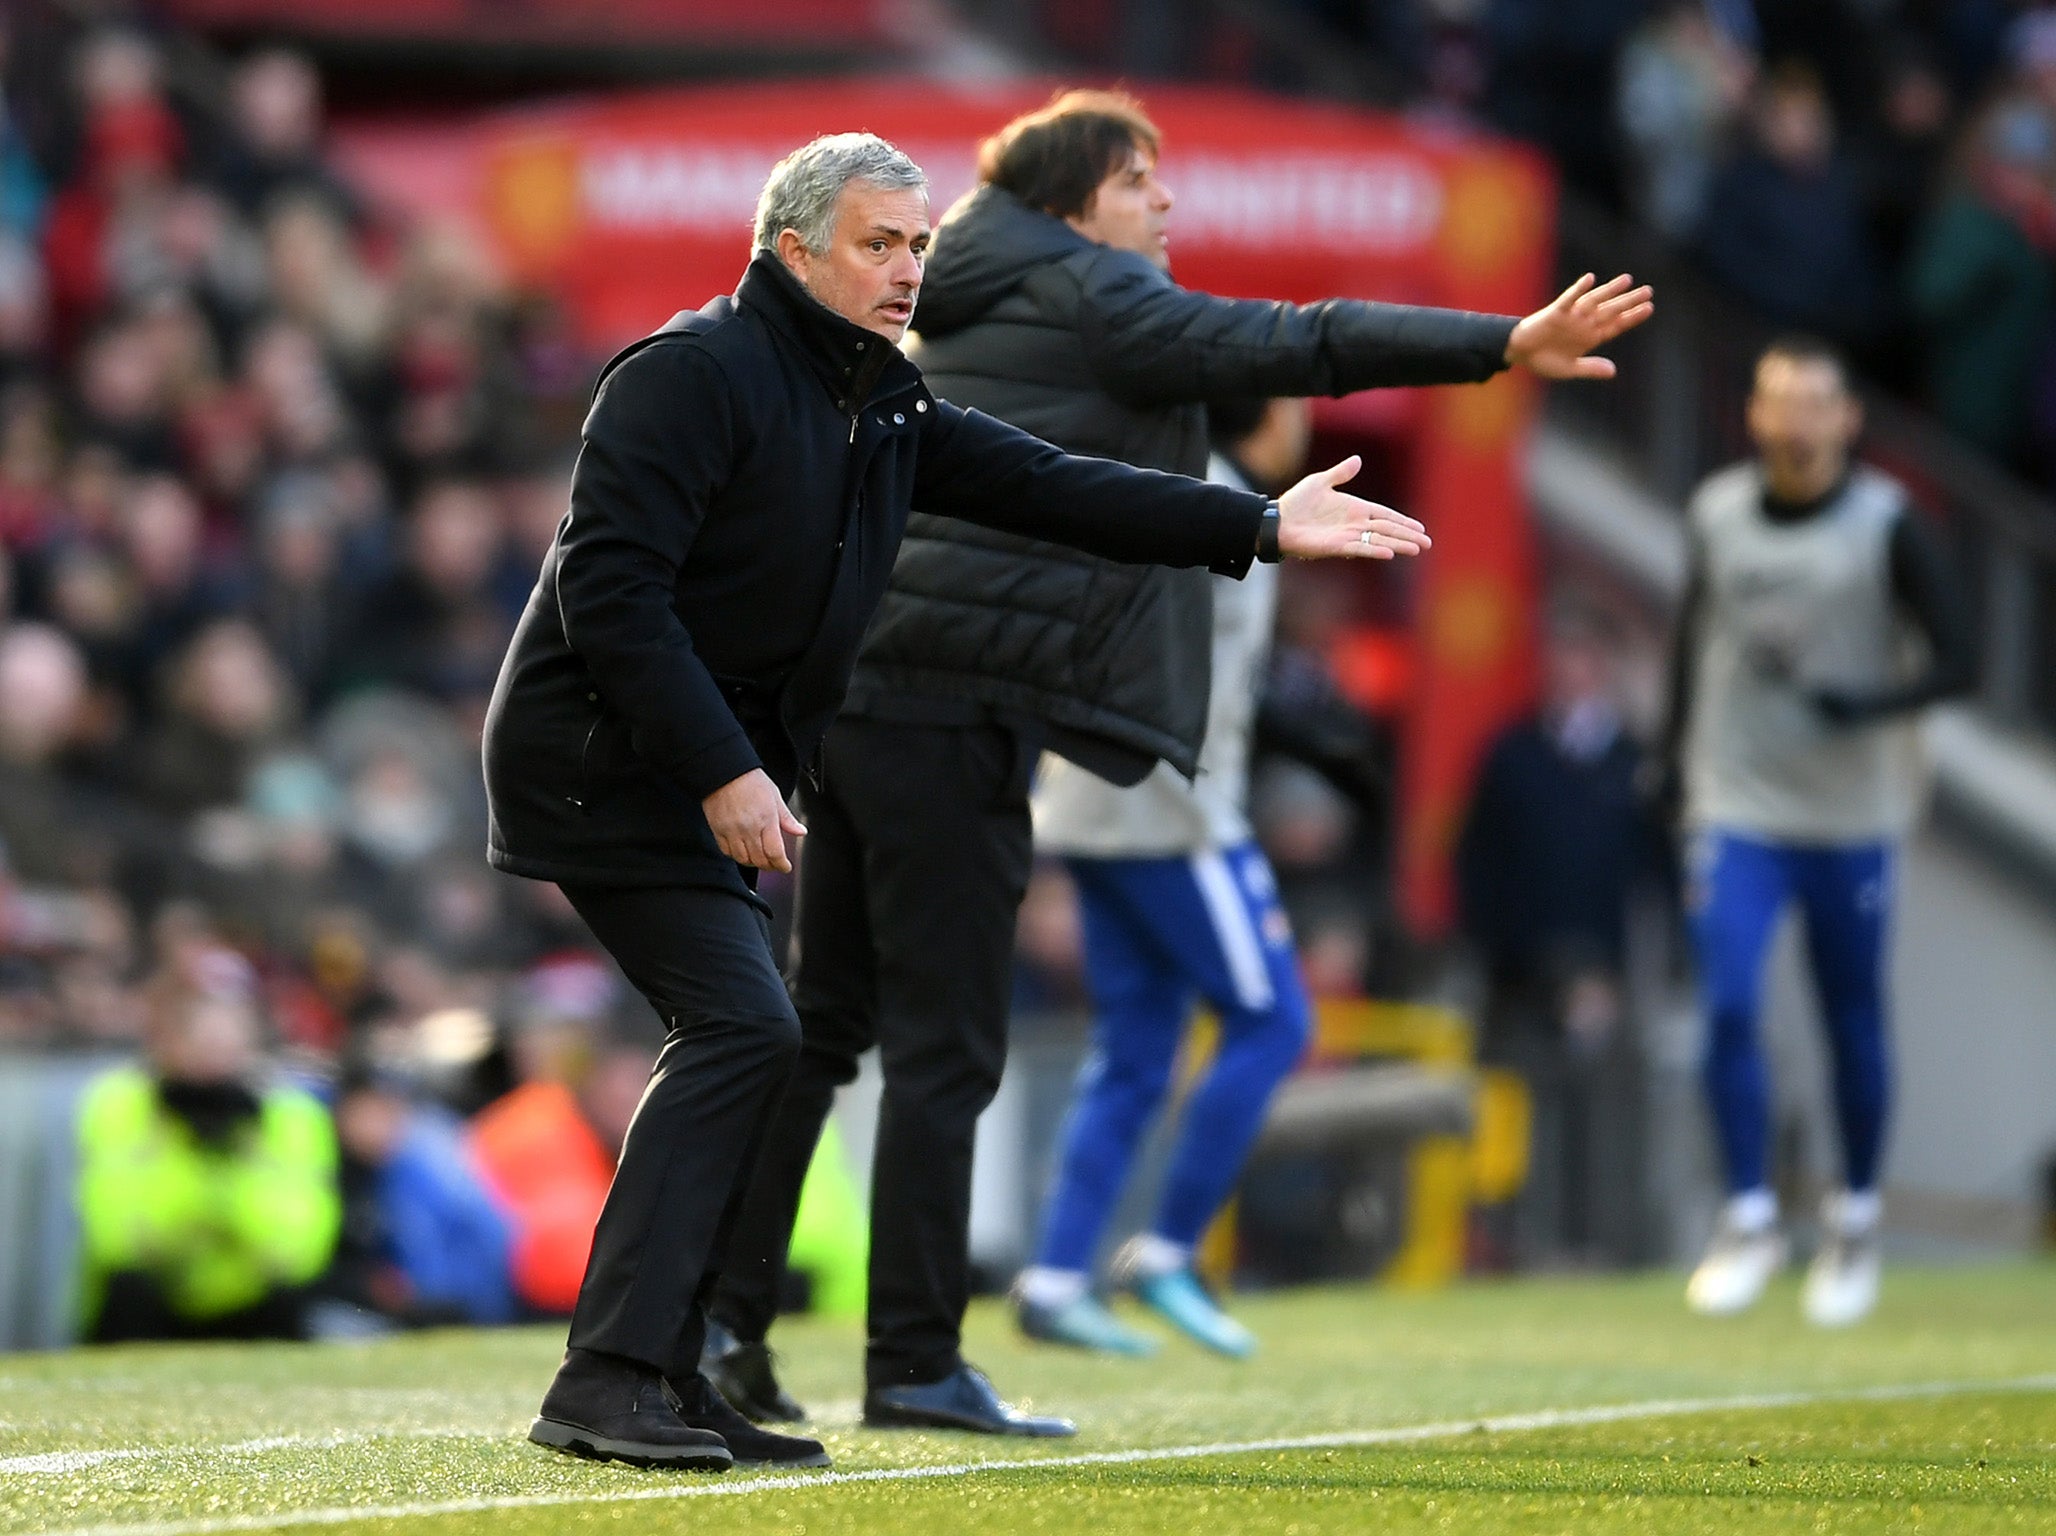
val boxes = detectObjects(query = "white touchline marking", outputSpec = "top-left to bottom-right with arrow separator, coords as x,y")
0,1429 -> 504,1476
26,1373 -> 2056,1536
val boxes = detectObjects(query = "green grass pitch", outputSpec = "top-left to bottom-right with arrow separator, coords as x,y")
5,1264 -> 2054,1535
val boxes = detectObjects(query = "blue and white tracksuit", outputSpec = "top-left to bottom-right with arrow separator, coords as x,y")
1688,831 -> 1893,1195
1679,464 -> 1934,1202
1028,455 -> 1309,1272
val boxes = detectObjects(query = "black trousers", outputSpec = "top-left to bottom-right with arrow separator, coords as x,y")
711,716 -> 1032,1388
558,882 -> 801,1381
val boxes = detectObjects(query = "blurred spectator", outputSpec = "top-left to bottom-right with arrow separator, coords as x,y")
0,622 -> 97,885
0,239 -> 50,391
1481,0 -> 1646,205
209,49 -> 360,228
53,437 -> 126,546
116,473 -> 240,707
376,222 -> 516,488
241,316 -> 354,467
197,750 -> 346,961
106,182 -> 266,359
0,381 -> 61,544
0,19 -> 48,243
338,478 -> 513,703
467,956 -> 649,1315
247,472 -> 355,700
262,193 -> 385,384
505,294 -> 594,447
1455,606 -> 1659,1267
72,316 -> 178,470
1906,93 -> 2056,467
1863,43 -> 1956,275
499,459 -> 573,583
135,618 -> 294,819
1251,760 -> 1356,872
288,691 -> 479,947
324,1059 -> 515,1329
40,32 -> 184,351
1616,0 -> 1756,241
74,945 -> 340,1341
1697,62 -> 1888,354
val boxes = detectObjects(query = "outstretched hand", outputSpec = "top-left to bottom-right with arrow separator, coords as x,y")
1505,272 -> 1655,380
1276,455 -> 1431,561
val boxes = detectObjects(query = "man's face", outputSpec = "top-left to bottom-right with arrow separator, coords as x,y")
1068,145 -> 1173,269
779,181 -> 930,343
1747,356 -> 1860,482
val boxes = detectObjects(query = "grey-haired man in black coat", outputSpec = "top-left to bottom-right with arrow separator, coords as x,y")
706,91 -> 1654,1439
485,131 -> 1436,1472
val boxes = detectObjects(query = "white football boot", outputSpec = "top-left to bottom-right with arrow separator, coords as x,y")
1803,1192 -> 1883,1328
1686,1198 -> 1787,1316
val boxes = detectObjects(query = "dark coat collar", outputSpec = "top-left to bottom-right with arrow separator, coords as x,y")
912,185 -> 1095,340
734,250 -> 918,414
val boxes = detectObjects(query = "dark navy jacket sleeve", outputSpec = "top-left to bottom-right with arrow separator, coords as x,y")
913,400 -> 1266,577
1872,511 -> 1977,714
1075,248 -> 1517,408
554,342 -> 763,800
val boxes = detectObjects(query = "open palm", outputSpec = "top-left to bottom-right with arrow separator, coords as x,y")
1506,272 -> 1655,380
1276,456 -> 1431,561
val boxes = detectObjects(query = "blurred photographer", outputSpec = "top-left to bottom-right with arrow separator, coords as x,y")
73,944 -> 339,1342
321,1058 -> 515,1331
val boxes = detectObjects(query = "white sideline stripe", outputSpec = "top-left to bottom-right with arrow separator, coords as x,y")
29,1373 -> 2056,1536
0,1429 -> 502,1475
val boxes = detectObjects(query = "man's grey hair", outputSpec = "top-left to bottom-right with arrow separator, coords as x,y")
753,133 -> 927,256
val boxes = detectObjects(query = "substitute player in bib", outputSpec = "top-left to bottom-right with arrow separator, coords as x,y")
1014,396 -> 1312,1359
1661,337 -> 1973,1327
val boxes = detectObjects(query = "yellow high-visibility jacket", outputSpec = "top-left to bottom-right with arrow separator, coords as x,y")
75,1066 -> 340,1326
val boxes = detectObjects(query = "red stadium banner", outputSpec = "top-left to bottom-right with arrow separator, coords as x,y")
155,0 -> 894,49
335,80 -> 1555,938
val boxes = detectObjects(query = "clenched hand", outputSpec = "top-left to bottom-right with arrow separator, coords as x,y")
704,768 -> 807,872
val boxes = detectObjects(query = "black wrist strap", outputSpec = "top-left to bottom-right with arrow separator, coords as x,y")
1257,500 -> 1282,563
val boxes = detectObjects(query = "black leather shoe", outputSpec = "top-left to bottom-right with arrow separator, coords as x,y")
862,1363 -> 1076,1437
529,1349 -> 733,1470
702,1317 -> 808,1423
667,1372 -> 831,1468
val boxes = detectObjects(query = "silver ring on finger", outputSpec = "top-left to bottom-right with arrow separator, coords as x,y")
1358,528 -> 1373,547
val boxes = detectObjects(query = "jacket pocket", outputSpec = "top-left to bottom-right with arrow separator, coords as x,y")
577,707 -> 637,803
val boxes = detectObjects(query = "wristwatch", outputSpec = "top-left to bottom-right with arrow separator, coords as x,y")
1256,499 -> 1282,563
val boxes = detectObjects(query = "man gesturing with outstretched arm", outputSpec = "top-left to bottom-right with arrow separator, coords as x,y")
483,130 -> 1436,1472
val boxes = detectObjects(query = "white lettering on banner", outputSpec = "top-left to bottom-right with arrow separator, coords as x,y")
578,143 -> 980,233
572,140 -> 1439,252
1172,154 -> 1443,252
581,146 -> 776,228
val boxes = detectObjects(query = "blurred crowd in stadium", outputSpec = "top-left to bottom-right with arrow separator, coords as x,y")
1075,0 -> 2056,481
0,0 -> 2039,1344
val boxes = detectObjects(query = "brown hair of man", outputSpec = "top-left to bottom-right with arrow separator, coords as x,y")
976,89 -> 1162,220
1756,333 -> 1851,394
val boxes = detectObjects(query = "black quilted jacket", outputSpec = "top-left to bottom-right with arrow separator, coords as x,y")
844,185 -> 1519,782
